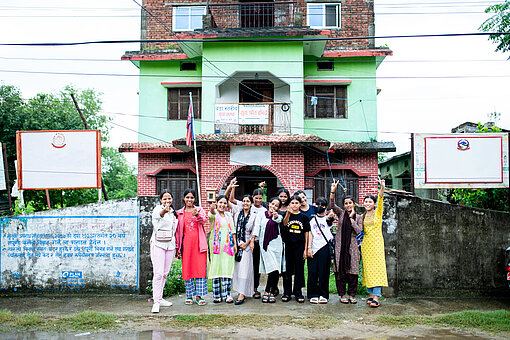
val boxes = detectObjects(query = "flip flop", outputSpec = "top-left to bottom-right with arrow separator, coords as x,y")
185,298 -> 193,305
281,295 -> 291,302
196,298 -> 206,306
262,293 -> 270,303
253,291 -> 261,299
340,296 -> 349,304
366,298 -> 373,305
349,296 -> 357,304
370,300 -> 380,308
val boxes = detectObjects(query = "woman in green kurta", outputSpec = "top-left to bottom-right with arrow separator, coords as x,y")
208,195 -> 237,303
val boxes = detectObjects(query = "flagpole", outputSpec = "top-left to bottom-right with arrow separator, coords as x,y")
190,92 -> 201,205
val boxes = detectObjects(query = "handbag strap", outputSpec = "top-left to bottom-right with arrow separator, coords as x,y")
313,215 -> 329,244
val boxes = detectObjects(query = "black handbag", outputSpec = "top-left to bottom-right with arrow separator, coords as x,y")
234,248 -> 243,262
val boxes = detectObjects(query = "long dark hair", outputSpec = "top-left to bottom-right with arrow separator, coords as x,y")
361,194 -> 378,225
252,188 -> 264,197
159,190 -> 178,218
242,194 -> 254,204
277,188 -> 290,206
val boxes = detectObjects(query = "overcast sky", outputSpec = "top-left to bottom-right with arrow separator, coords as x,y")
0,0 -> 508,166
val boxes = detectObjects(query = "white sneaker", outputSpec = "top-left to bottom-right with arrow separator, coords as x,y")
151,303 -> 160,313
160,299 -> 173,307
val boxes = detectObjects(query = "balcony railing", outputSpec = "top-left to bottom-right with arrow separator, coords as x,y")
214,102 -> 291,134
203,2 -> 301,29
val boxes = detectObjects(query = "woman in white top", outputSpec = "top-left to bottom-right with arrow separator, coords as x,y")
306,197 -> 334,304
150,190 -> 178,313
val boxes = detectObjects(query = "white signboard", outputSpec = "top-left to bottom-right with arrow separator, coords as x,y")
215,104 -> 239,124
413,133 -> 509,189
239,104 -> 269,125
1,214 -> 138,290
230,146 -> 271,166
16,130 -> 101,190
0,144 -> 5,191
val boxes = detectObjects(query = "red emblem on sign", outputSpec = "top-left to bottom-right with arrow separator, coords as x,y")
51,133 -> 66,148
457,139 -> 470,151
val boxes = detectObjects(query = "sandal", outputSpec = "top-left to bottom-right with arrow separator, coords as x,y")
296,296 -> 305,303
366,298 -> 373,305
349,296 -> 357,304
262,293 -> 270,303
225,296 -> 234,304
213,298 -> 222,304
269,295 -> 276,303
196,298 -> 206,306
253,291 -> 261,299
281,295 -> 291,302
318,296 -> 328,304
310,297 -> 319,304
370,300 -> 380,308
340,296 -> 349,304
185,298 -> 193,305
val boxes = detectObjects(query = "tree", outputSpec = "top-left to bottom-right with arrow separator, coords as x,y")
479,0 -> 510,53
0,84 -> 136,213
449,122 -> 509,212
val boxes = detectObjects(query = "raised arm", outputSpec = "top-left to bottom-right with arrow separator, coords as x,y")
375,178 -> 385,223
329,179 -> 343,216
225,177 -> 239,205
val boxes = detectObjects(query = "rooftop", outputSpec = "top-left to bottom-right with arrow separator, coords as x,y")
329,141 -> 396,153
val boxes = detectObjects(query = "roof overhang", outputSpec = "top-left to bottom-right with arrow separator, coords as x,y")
329,142 -> 396,153
118,143 -> 184,154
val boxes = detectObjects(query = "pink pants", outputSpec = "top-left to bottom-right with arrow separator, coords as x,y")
150,242 -> 175,303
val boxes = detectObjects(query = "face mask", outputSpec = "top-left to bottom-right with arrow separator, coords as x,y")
315,206 -> 326,214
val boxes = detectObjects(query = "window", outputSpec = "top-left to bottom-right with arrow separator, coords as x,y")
313,169 -> 358,204
167,88 -> 201,120
170,154 -> 187,163
156,170 -> 197,210
307,3 -> 341,28
180,62 -> 197,71
173,6 -> 206,31
305,85 -> 347,119
317,61 -> 334,71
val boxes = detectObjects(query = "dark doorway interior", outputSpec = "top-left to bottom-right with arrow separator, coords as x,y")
239,79 -> 274,103
226,166 -> 278,202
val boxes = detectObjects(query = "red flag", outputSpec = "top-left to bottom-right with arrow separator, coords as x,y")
186,94 -> 194,148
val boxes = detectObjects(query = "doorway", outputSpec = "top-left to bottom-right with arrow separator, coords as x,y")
239,79 -> 274,103
226,166 -> 278,202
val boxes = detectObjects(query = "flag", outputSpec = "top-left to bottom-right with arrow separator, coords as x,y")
186,93 -> 195,148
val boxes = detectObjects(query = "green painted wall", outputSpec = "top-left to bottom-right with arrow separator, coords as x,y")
201,41 -> 304,134
138,59 -> 202,143
136,44 -> 380,144
303,57 -> 378,143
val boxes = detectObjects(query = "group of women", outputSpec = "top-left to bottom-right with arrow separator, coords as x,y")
148,177 -> 387,313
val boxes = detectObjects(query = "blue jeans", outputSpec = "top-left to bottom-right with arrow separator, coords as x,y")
367,286 -> 382,297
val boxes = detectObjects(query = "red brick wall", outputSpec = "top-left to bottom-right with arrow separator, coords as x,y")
304,149 -> 379,204
141,0 -> 374,50
137,145 -> 378,205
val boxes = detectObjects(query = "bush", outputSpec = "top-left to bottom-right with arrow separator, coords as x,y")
146,260 -> 186,298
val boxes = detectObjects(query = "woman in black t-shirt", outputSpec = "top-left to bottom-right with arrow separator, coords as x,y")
281,194 -> 310,303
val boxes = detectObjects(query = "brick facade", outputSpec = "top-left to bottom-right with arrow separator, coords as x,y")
137,145 -> 378,205
141,0 -> 374,51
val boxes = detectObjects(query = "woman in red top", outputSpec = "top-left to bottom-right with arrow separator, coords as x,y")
175,188 -> 209,305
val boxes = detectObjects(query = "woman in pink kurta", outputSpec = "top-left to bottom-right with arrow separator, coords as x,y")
175,188 -> 208,305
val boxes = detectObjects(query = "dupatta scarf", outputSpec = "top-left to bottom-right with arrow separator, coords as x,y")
212,212 -> 235,256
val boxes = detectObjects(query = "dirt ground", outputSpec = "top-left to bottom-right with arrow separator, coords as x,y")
0,294 -> 509,339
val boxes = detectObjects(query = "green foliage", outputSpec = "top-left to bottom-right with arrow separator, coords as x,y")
448,121 -> 509,212
479,0 -> 510,53
12,198 -> 36,215
146,260 -> 186,297
0,84 -> 136,214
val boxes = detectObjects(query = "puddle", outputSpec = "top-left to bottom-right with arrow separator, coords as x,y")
0,329 -> 497,339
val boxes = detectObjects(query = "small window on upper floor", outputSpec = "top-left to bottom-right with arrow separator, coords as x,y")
307,3 -> 341,29
168,88 -> 201,120
173,6 -> 206,31
317,61 -> 334,71
304,85 -> 347,119
180,62 -> 197,71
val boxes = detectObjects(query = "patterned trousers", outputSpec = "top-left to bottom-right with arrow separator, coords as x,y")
212,277 -> 232,300
184,277 -> 208,298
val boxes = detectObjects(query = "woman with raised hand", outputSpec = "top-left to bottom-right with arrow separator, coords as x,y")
175,189 -> 208,306
150,190 -> 178,313
281,194 -> 310,303
208,195 -> 237,304
226,180 -> 258,305
251,197 -> 284,303
361,178 -> 388,308
329,180 -> 363,305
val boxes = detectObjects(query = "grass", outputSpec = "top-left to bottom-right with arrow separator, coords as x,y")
377,310 -> 510,333
0,309 -> 120,332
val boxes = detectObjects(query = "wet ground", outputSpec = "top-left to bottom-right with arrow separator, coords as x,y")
0,294 -> 509,339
